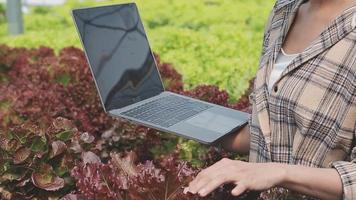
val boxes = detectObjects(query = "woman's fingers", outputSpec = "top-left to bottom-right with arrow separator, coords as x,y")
187,169 -> 224,194
231,181 -> 248,196
187,158 -> 233,194
196,174 -> 234,197
184,159 -> 255,197
185,158 -> 242,196
185,161 -> 286,197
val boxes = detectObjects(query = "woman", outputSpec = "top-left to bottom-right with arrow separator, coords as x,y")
184,0 -> 356,199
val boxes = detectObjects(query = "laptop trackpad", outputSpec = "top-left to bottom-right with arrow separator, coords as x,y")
185,111 -> 241,133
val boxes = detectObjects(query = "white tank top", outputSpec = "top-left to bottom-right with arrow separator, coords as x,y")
268,48 -> 298,93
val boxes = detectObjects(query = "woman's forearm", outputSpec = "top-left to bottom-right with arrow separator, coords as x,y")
218,124 -> 250,154
279,164 -> 343,200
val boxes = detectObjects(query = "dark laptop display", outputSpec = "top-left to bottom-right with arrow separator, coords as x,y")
72,4 -> 164,111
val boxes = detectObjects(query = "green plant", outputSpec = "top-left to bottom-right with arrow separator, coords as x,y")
0,4 -> 5,23
0,118 -> 79,199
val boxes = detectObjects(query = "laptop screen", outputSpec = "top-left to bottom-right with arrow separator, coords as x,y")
72,3 -> 164,111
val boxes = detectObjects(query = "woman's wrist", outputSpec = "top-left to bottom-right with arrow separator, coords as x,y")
273,163 -> 289,187
259,162 -> 289,188
218,124 -> 250,154
273,163 -> 343,200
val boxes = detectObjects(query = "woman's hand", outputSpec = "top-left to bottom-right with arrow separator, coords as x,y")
184,158 -> 286,197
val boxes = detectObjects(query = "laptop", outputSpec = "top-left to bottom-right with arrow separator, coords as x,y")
71,3 -> 249,144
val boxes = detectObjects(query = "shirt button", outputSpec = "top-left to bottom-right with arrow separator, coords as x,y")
273,85 -> 278,92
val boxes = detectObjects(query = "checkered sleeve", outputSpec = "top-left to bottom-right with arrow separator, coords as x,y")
332,158 -> 356,200
332,103 -> 356,200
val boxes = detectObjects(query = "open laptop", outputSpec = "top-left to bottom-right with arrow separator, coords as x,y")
72,3 -> 249,144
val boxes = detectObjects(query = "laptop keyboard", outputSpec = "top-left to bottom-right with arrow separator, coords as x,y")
121,95 -> 213,128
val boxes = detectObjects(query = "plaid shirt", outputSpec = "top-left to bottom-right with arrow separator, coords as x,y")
248,0 -> 356,199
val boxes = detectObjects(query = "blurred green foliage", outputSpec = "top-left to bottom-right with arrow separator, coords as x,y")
0,4 -> 5,23
0,0 -> 274,100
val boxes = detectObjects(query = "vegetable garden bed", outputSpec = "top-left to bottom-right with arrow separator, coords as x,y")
0,45 -> 254,199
